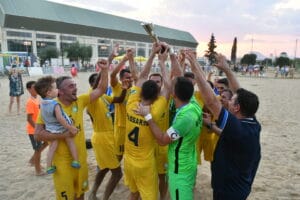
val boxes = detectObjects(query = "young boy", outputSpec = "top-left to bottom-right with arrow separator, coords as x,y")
34,76 -> 80,174
26,80 -> 48,176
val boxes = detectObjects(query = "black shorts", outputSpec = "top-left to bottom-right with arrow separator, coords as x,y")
28,135 -> 43,150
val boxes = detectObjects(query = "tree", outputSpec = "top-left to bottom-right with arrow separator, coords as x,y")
275,56 -> 290,67
39,46 -> 59,66
230,37 -> 237,65
79,45 -> 92,67
241,54 -> 257,65
262,58 -> 272,66
66,42 -> 81,62
205,33 -> 217,65
65,42 -> 93,68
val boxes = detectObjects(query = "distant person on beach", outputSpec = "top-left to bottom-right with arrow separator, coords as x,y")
34,76 -> 80,174
8,65 -> 24,114
71,63 -> 78,78
25,80 -> 48,176
186,51 -> 261,200
34,60 -> 108,199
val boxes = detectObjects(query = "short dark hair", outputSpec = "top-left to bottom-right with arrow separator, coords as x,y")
34,76 -> 56,98
235,88 -> 259,117
88,73 -> 99,89
26,81 -> 36,89
221,89 -> 233,98
119,69 -> 131,79
141,80 -> 159,101
56,76 -> 72,89
174,77 -> 194,102
149,73 -> 163,81
184,72 -> 195,79
217,78 -> 229,87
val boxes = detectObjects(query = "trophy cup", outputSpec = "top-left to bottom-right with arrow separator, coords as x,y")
141,22 -> 159,43
141,22 -> 168,53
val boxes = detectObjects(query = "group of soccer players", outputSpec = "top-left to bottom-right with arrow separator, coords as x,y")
35,41 -> 261,200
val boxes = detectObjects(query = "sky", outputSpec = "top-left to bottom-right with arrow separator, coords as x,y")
48,0 -> 300,59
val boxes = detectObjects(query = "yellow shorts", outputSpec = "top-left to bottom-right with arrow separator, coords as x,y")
197,128 -> 219,163
114,126 -> 126,156
92,130 -> 120,169
53,159 -> 89,199
124,157 -> 158,200
155,144 -> 168,174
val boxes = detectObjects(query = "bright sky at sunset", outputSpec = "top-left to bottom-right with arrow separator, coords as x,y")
48,0 -> 299,59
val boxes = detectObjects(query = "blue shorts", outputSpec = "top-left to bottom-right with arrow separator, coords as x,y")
28,134 -> 43,150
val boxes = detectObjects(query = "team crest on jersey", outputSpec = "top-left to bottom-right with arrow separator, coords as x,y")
130,90 -> 137,94
82,180 -> 88,190
72,105 -> 78,113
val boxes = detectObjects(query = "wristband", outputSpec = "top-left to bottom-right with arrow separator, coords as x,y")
144,113 -> 152,121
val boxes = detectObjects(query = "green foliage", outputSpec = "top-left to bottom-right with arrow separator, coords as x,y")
39,46 -> 59,66
230,37 -> 237,64
275,56 -> 290,67
65,42 -> 81,61
79,45 -> 92,66
241,54 -> 257,65
262,58 -> 272,66
205,33 -> 217,65
65,42 -> 93,67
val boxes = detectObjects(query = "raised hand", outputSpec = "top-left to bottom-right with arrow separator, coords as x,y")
97,59 -> 108,70
158,42 -> 169,63
151,42 -> 162,55
214,54 -> 230,71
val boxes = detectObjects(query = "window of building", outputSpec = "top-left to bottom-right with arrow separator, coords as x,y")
60,35 -> 77,41
113,40 -> 125,46
7,39 -> 32,53
98,39 -> 111,44
126,41 -> 136,46
137,43 -> 146,47
36,41 -> 57,56
137,48 -> 146,57
98,45 -> 111,57
36,33 -> 56,40
6,31 -> 32,38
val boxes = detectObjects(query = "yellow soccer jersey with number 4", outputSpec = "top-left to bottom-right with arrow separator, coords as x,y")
125,86 -> 168,167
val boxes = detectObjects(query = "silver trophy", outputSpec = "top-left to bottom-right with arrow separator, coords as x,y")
141,22 -> 159,43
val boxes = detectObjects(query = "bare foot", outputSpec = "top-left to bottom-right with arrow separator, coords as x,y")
35,171 -> 47,176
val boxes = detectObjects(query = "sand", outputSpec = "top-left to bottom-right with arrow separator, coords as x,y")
0,70 -> 299,200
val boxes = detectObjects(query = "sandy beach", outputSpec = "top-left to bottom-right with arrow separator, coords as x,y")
0,70 -> 299,200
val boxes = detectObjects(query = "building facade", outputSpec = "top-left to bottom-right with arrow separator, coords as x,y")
0,0 -> 198,66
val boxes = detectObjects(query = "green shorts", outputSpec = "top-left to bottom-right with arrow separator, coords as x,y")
168,168 -> 197,200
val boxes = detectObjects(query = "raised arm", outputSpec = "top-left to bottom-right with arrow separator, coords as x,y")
169,48 -> 183,79
214,54 -> 240,92
158,43 -> 171,99
185,50 -> 222,118
127,49 -> 138,84
90,59 -> 108,102
108,44 -> 119,65
111,79 -> 130,103
136,42 -> 161,87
